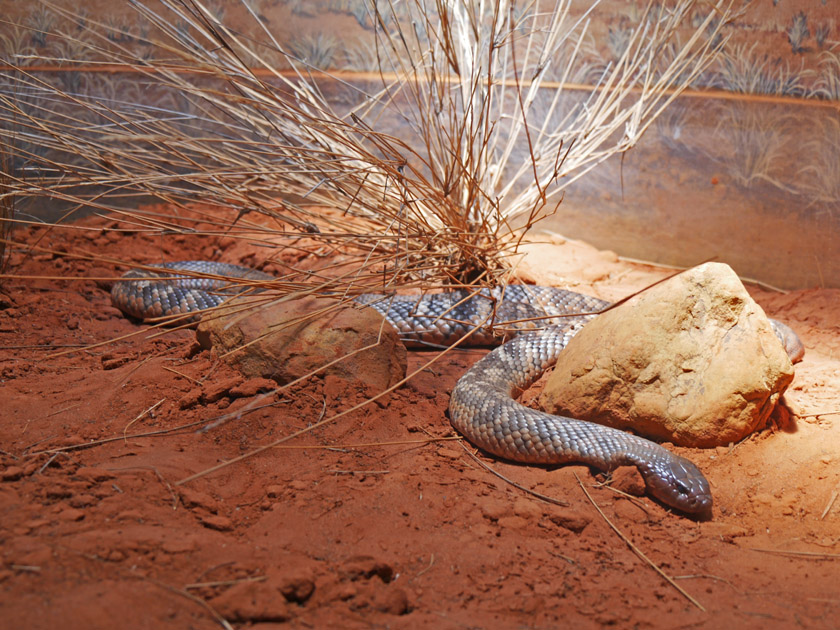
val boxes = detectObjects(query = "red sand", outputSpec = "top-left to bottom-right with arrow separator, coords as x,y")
2,209 -> 840,629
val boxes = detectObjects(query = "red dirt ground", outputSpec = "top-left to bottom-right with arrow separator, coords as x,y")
2,208 -> 840,629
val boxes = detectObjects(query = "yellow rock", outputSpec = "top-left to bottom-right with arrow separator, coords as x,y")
539,263 -> 794,447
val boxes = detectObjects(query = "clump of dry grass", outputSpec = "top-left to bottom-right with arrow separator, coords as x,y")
798,114 -> 840,215
0,0 -> 738,296
813,50 -> 840,100
701,101 -> 798,192
712,41 -> 811,97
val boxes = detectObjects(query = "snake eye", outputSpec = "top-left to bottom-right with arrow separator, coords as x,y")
674,479 -> 691,496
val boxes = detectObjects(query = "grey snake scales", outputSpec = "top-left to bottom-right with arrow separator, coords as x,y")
111,261 -> 805,514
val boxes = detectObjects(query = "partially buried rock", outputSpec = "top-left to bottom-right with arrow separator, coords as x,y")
540,262 -> 795,447
210,580 -> 290,623
196,295 -> 406,394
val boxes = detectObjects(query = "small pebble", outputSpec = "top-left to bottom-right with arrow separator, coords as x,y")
201,514 -> 233,531
1,466 -> 24,481
58,508 -> 85,522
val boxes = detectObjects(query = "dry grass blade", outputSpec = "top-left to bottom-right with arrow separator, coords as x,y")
750,548 -> 840,560
27,418 -> 209,456
271,436 -> 461,451
459,441 -> 570,507
574,472 -> 706,612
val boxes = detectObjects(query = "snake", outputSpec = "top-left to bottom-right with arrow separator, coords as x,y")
111,261 -> 805,514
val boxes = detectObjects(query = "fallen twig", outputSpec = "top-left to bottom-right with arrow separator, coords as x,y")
822,484 -> 839,519
27,418 -> 209,456
750,548 -> 840,560
574,472 -> 706,612
123,398 -> 166,443
272,436 -> 461,450
459,441 -> 570,508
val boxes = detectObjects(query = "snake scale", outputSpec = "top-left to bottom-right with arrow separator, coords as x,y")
112,261 -> 804,514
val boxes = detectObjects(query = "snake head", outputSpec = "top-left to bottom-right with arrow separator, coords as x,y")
640,456 -> 713,515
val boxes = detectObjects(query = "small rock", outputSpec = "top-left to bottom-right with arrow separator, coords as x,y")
45,486 -> 74,500
75,467 -> 115,482
68,494 -> 97,508
178,388 -> 202,409
328,582 -> 358,602
101,355 -> 132,370
196,296 -> 406,395
230,378 -> 277,398
202,376 -> 243,404
58,435 -> 86,448
1,466 -> 24,481
210,581 -> 291,623
58,507 -> 85,522
512,498 -> 543,520
497,515 -> 529,530
116,509 -> 145,522
541,263 -> 795,447
23,519 -> 50,530
548,509 -> 591,533
703,522 -> 749,542
477,499 -> 511,523
179,487 -> 220,513
22,461 -> 41,476
278,576 -> 315,603
372,586 -> 410,615
200,514 -> 233,531
0,322 -> 17,334
436,447 -> 462,460
94,306 -> 125,321
341,556 -> 394,583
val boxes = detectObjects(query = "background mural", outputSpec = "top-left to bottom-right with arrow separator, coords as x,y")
1,0 -> 838,288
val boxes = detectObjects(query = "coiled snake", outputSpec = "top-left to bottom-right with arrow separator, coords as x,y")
112,261 -> 804,514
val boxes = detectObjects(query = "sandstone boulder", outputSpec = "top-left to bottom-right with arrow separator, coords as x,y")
196,295 -> 406,393
539,262 -> 795,447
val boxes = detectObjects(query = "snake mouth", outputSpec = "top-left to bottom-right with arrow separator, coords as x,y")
674,492 -> 713,515
650,484 -> 713,515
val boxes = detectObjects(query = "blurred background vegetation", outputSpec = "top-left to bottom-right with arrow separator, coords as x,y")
0,0 -> 837,289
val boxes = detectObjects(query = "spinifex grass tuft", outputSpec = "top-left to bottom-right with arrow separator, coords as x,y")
0,0 -> 737,297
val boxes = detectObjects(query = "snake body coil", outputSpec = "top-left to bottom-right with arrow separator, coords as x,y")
112,261 -> 803,514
